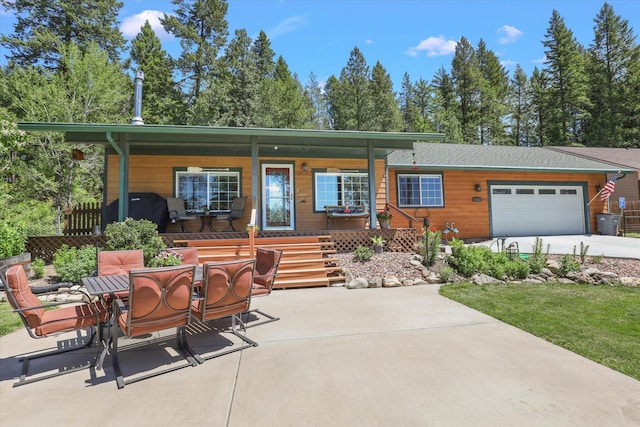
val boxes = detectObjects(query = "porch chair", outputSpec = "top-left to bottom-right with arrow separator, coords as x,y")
98,249 -> 144,304
3,264 -> 109,387
241,247 -> 283,328
186,259 -> 258,362
167,197 -> 198,232
111,264 -> 197,389
215,197 -> 247,231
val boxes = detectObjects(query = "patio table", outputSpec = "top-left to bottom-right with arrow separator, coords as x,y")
197,210 -> 232,232
80,266 -> 204,369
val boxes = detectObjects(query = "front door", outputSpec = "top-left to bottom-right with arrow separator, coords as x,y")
261,163 -> 295,230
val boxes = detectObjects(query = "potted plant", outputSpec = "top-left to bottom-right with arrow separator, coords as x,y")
0,221 -> 31,274
371,235 -> 385,254
376,210 -> 393,229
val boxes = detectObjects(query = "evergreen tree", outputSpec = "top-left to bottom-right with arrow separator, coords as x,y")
451,37 -> 481,143
585,2 -> 640,147
130,21 -> 184,124
529,67 -> 550,146
369,61 -> 400,131
411,77 -> 436,133
509,65 -> 535,146
542,10 -> 590,145
161,0 -> 229,112
476,39 -> 509,145
326,47 -> 373,130
253,30 -> 276,79
432,67 -> 462,142
304,72 -> 329,129
0,0 -> 126,69
399,72 -> 417,132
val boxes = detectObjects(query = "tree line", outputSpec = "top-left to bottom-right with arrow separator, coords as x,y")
0,0 -> 638,233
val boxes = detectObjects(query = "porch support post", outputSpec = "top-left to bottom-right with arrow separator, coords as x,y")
106,132 -> 129,221
367,140 -> 377,230
251,136 -> 259,228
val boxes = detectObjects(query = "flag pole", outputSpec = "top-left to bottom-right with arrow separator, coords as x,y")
588,171 -> 620,206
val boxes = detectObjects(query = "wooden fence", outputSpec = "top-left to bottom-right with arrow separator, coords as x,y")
64,202 -> 101,235
610,200 -> 640,236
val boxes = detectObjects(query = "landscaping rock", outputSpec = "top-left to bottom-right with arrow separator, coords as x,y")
369,277 -> 383,288
471,274 -> 502,285
382,276 -> 402,287
346,277 -> 369,289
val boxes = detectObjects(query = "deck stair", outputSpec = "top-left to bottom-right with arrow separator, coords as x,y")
177,236 -> 345,289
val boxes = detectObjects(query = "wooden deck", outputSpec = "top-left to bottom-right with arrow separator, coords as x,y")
174,235 -> 345,289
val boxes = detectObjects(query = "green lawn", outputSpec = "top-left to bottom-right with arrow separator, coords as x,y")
440,282 -> 640,381
0,303 -> 24,336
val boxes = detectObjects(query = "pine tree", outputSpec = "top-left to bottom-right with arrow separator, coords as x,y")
432,67 -> 462,142
542,10 -> 590,145
451,37 -> 481,144
509,65 -> 535,146
529,67 -> 550,146
0,0 -> 126,69
586,2 -> 639,147
304,72 -> 329,129
399,72 -> 417,132
369,61 -> 400,131
253,30 -> 276,79
412,77 -> 436,133
161,0 -> 229,111
130,21 -> 184,124
477,39 -> 509,145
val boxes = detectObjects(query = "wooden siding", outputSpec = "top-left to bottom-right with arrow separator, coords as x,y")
387,169 -> 607,239
106,155 -> 387,232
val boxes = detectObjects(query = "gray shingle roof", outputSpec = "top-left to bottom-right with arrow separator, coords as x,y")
388,143 -> 633,173
546,146 -> 640,171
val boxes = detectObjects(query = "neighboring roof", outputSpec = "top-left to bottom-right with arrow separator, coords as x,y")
388,143 -> 634,173
17,122 -> 444,159
546,146 -> 640,171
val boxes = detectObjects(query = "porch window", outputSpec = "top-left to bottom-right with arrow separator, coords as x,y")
314,172 -> 369,212
175,170 -> 240,212
397,174 -> 443,207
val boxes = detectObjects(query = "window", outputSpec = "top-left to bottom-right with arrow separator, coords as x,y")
398,174 -> 443,207
516,189 -> 535,195
314,172 -> 369,211
175,170 -> 240,211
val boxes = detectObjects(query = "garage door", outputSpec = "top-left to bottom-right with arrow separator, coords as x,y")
490,184 -> 585,237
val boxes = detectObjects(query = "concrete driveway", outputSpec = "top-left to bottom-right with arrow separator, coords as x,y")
1,285 -> 638,426
479,234 -> 640,260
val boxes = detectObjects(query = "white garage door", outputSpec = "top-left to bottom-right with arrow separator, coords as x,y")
490,184 -> 585,237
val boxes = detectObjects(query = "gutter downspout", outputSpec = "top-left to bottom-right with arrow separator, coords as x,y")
367,140 -> 376,230
106,131 -> 129,221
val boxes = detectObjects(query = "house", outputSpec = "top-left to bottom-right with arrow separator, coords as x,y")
386,143 -> 633,239
17,122 -> 442,233
546,146 -> 640,204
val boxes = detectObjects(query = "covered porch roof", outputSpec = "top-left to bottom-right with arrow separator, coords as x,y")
18,122 -> 444,226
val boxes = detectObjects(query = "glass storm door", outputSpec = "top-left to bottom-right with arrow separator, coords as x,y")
262,164 -> 294,230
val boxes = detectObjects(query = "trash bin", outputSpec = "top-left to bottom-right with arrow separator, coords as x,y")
596,213 -> 621,236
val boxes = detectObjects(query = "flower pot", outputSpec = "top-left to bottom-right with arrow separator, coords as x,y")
0,252 -> 31,276
374,244 -> 383,254
379,221 -> 391,229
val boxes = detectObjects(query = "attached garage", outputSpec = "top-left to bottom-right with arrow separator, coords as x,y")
490,183 -> 587,237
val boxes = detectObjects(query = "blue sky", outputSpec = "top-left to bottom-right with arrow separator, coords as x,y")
2,0 -> 639,89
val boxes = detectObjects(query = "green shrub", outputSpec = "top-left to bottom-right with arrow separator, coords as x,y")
528,237 -> 549,273
53,245 -> 97,283
447,241 -> 531,280
104,218 -> 165,266
438,266 -> 456,283
0,221 -> 27,258
559,253 -> 580,276
31,258 -> 45,279
421,228 -> 441,267
353,246 -> 374,262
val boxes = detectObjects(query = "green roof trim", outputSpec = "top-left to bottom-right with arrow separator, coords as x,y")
17,122 -> 444,158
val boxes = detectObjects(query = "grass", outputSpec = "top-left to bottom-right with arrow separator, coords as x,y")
440,281 -> 640,381
0,302 -> 24,336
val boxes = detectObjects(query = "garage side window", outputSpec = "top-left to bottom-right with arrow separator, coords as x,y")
176,170 -> 240,212
314,172 -> 369,211
398,174 -> 443,207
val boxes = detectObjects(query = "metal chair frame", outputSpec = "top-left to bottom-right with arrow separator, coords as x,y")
241,248 -> 283,328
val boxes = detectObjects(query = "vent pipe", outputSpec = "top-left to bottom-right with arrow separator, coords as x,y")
131,70 -> 144,125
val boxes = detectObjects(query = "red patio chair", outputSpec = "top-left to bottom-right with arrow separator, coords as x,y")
98,249 -> 144,304
187,259 -> 258,362
111,264 -> 197,389
241,247 -> 283,328
2,264 -> 109,387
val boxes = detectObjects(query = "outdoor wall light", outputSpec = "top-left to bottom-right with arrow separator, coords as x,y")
475,183 -> 482,192
596,184 -> 602,192
92,225 -> 102,269
301,162 -> 308,171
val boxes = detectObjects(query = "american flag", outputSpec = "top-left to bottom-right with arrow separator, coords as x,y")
600,174 -> 618,201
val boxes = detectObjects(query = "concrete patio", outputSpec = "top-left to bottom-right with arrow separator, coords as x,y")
1,284 -> 638,426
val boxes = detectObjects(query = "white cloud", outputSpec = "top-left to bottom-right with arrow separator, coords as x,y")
121,10 -> 173,41
497,25 -> 523,44
500,59 -> 518,68
406,35 -> 457,57
268,15 -> 308,39
366,39 -> 374,45
533,55 -> 547,64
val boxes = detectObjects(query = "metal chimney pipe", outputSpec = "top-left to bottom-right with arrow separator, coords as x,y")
131,69 -> 144,125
